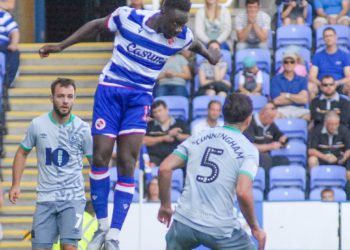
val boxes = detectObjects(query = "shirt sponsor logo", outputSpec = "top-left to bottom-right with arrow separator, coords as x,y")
126,43 -> 166,64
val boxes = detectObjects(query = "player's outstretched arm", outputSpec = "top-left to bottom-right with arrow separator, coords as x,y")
236,174 -> 266,250
158,154 -> 185,227
9,147 -> 30,204
188,40 -> 221,65
39,16 -> 110,58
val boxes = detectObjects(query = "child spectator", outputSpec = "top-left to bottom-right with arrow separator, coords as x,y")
238,56 -> 263,96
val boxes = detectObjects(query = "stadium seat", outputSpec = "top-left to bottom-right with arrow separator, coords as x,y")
196,49 -> 232,74
276,3 -> 313,27
270,140 -> 307,166
309,187 -> 347,202
310,165 -> 347,189
193,245 -> 211,250
235,49 -> 271,74
253,188 -> 264,202
268,187 -> 305,201
274,118 -> 308,143
269,165 -> 306,190
192,96 -> 225,120
249,95 -> 268,113
316,25 -> 350,51
154,96 -> 189,121
171,189 -> 181,202
172,169 -> 184,192
253,167 -> 265,191
276,25 -> 312,49
274,47 -> 311,73
234,71 -> 270,96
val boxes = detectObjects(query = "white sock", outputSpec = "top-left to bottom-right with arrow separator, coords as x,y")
105,228 -> 121,241
98,218 -> 109,232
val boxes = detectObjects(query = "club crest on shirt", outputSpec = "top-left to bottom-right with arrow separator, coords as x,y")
69,133 -> 83,150
95,118 -> 106,130
167,38 -> 176,46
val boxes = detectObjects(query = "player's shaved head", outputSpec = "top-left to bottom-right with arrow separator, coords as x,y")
223,93 -> 252,124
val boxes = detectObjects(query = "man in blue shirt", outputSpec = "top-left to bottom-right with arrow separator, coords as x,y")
271,51 -> 310,120
313,0 -> 350,30
309,27 -> 350,99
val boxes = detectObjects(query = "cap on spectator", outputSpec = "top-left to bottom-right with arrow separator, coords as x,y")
283,51 -> 297,61
243,56 -> 256,68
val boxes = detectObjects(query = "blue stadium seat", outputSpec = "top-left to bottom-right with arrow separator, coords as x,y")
235,49 -> 271,74
171,189 -> 181,202
276,25 -> 312,49
269,165 -> 306,190
274,47 -> 311,73
249,95 -> 268,113
253,167 -> 265,191
172,169 -> 184,192
310,165 -> 347,189
309,187 -> 347,202
268,187 -> 305,201
193,245 -> 211,250
253,188 -> 264,201
155,96 -> 189,121
270,140 -> 307,166
192,96 -> 225,120
234,71 -> 270,95
274,118 -> 308,143
277,3 -> 313,27
316,25 -> 350,51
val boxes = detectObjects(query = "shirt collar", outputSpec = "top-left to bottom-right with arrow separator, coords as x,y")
154,116 -> 176,128
321,126 -> 338,135
143,10 -> 160,33
320,92 -> 340,101
254,113 -> 270,130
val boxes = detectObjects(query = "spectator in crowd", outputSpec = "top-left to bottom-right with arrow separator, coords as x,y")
191,100 -> 223,136
129,0 -> 144,9
271,51 -> 310,120
308,111 -> 350,171
195,0 -> 232,50
143,100 -> 190,166
313,0 -> 350,30
321,188 -> 335,201
278,46 -> 308,77
197,40 -> 231,97
0,179 -> 3,208
310,75 -> 350,127
309,27 -> 350,99
155,51 -> 192,97
238,56 -> 263,96
146,176 -> 160,202
0,0 -> 15,11
245,101 -> 289,170
281,0 -> 309,25
235,0 -> 271,50
0,5 -> 19,87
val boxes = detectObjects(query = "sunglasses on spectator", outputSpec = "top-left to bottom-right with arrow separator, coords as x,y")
321,83 -> 335,87
283,60 -> 295,64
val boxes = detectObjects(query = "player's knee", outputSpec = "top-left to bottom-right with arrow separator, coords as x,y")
117,155 -> 136,171
93,153 -> 110,167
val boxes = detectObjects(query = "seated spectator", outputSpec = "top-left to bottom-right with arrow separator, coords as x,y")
129,0 -> 144,9
143,100 -> 190,166
245,101 -> 289,170
195,0 -> 232,50
0,0 -> 15,11
313,0 -> 350,30
145,176 -> 160,202
155,51 -> 192,97
281,0 -> 309,25
278,46 -> 308,77
271,52 -> 310,120
308,111 -> 350,171
191,100 -> 223,136
238,56 -> 263,96
235,0 -> 271,50
0,6 -> 19,87
197,40 -> 231,97
321,188 -> 335,201
310,75 -> 350,127
309,27 -> 350,99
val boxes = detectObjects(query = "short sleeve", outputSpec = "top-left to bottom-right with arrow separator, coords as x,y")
311,53 -> 321,68
235,12 -> 245,30
343,51 -> 350,67
239,146 -> 259,181
182,27 -> 194,50
314,0 -> 322,10
256,70 -> 263,83
239,71 -> 245,86
173,139 -> 191,162
260,12 -> 271,30
300,77 -> 308,91
107,7 -> 122,33
20,122 -> 36,152
82,124 -> 92,157
3,12 -> 18,34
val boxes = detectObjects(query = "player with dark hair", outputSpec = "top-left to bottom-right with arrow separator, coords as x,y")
39,0 -> 220,249
158,93 -> 266,250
